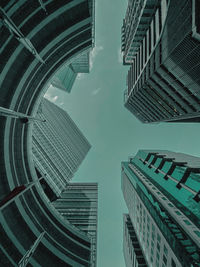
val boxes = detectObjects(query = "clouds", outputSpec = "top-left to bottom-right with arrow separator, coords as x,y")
44,86 -> 65,107
90,45 -> 104,69
91,87 -> 101,96
44,90 -> 58,103
76,73 -> 85,80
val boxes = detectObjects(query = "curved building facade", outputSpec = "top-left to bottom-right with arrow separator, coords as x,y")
0,0 -> 95,266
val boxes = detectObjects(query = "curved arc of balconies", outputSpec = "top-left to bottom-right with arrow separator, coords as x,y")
0,212 -> 39,267
0,0 -> 94,266
20,29 -> 92,116
12,196 -> 92,265
2,16 -> 92,188
0,7 -> 92,100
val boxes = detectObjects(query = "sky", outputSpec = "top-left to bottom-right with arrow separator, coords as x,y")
45,0 -> 200,266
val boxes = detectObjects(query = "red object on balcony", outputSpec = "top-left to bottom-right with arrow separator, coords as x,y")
0,185 -> 26,207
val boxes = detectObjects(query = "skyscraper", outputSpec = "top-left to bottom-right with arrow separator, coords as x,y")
122,0 -> 200,123
123,214 -> 147,267
51,51 -> 90,93
51,65 -> 77,93
53,183 -> 98,266
122,150 -> 200,267
32,98 -> 91,197
70,51 -> 90,73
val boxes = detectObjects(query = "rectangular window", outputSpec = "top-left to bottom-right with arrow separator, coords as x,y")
142,38 -> 145,66
148,27 -> 152,55
145,36 -> 147,62
194,230 -> 200,237
141,45 -> 143,69
155,9 -> 160,41
171,259 -> 176,267
193,0 -> 200,35
163,254 -> 167,265
164,245 -> 168,255
138,49 -> 141,74
158,6 -> 162,34
161,0 -> 167,27
151,20 -> 154,49
183,220 -> 191,225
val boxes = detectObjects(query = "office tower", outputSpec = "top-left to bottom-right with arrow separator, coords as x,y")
122,0 -> 200,123
51,52 -> 90,93
123,214 -> 147,267
122,150 -> 200,267
53,183 -> 98,266
32,98 -> 91,197
70,51 -> 90,73
51,65 -> 77,93
0,0 -> 95,265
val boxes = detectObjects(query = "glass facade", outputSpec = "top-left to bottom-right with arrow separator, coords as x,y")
53,183 -> 98,267
123,214 -> 147,267
51,65 -> 77,93
71,52 -> 90,73
32,99 -> 91,196
122,0 -> 200,123
122,150 -> 200,267
51,51 -> 90,93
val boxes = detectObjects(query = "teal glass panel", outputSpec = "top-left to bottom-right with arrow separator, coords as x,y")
185,172 -> 200,191
171,166 -> 187,181
149,155 -> 154,163
154,157 -> 162,167
161,161 -> 173,173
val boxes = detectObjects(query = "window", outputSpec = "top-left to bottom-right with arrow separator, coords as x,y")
149,27 -> 152,54
157,234 -> 161,242
163,254 -> 167,265
183,220 -> 191,225
163,245 -> 168,255
194,230 -> 200,237
158,7 -> 162,34
175,211 -> 181,215
194,0 -> 200,34
171,258 -> 176,267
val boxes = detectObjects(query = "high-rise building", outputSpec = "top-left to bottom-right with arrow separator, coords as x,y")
32,98 -> 91,197
51,65 -> 77,93
71,51 -> 90,73
122,150 -> 200,267
123,214 -> 147,267
51,51 -> 90,93
53,183 -> 98,266
122,0 -> 200,123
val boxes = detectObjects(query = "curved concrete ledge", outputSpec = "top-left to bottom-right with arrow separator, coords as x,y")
0,0 -> 94,266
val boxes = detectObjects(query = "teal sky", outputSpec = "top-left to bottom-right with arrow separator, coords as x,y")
45,0 -> 200,266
